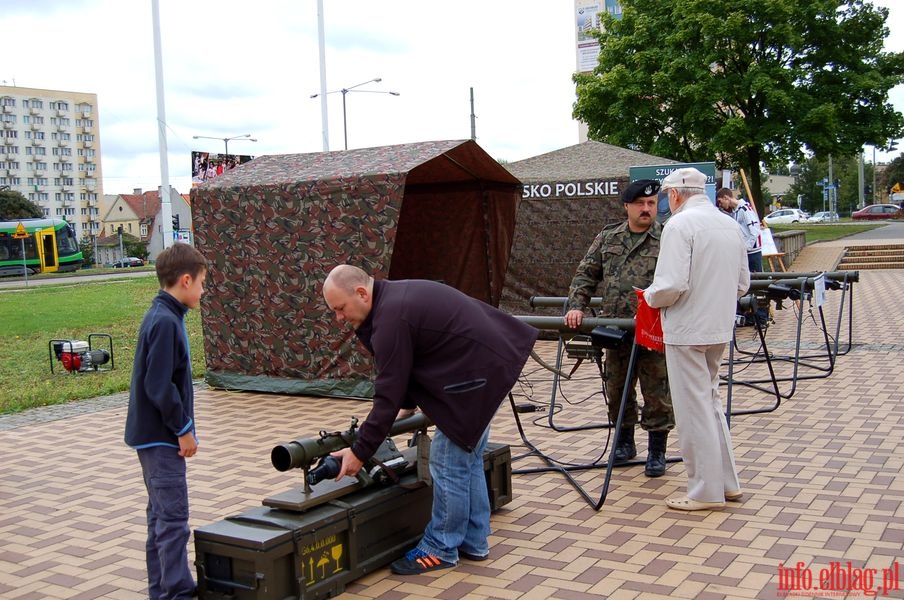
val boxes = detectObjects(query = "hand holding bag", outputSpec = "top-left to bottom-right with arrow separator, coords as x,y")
635,289 -> 664,352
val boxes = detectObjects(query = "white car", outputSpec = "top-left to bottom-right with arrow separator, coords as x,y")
808,211 -> 839,223
764,208 -> 809,225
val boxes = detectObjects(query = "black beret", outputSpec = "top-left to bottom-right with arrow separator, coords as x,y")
622,179 -> 661,203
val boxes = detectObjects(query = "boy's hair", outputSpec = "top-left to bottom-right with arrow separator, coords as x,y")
716,187 -> 734,199
155,243 -> 208,288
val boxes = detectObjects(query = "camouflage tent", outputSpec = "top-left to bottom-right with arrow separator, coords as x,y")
501,141 -> 678,316
191,140 -> 521,398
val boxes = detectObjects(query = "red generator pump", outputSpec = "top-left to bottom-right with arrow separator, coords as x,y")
50,334 -> 114,374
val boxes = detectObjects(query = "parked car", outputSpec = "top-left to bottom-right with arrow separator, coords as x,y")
808,211 -> 840,223
851,204 -> 904,221
110,257 -> 145,268
764,208 -> 809,225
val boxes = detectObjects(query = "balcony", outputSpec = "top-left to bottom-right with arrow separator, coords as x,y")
3,138 -> 13,145
2,105 -> 13,114
86,180 -> 96,191
56,109 -> 67,117
82,110 -> 91,118
30,123 -> 41,130
84,140 -> 92,148
58,138 -> 69,146
2,122 -> 13,129
30,107 -> 39,115
60,155 -> 70,163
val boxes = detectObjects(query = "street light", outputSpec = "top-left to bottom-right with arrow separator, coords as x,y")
310,78 -> 400,150
192,133 -> 257,157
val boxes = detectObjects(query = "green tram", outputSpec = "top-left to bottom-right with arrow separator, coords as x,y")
0,218 -> 83,276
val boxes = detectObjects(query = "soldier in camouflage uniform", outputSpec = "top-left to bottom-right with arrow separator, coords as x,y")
564,179 -> 674,477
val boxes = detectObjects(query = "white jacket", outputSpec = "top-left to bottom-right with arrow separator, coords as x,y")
644,194 -> 750,345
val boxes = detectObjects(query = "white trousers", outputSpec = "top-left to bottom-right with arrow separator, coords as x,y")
664,343 -> 740,502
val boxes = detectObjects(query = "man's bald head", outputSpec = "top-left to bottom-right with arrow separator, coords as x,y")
324,264 -> 372,295
323,265 -> 374,329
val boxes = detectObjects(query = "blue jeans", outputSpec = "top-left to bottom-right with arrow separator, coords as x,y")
418,426 -> 491,563
137,446 -> 196,600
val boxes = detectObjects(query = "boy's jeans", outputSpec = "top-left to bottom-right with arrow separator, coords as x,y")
418,426 -> 491,563
138,446 -> 195,600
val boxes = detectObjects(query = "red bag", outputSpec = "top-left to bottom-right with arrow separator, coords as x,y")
635,289 -> 664,352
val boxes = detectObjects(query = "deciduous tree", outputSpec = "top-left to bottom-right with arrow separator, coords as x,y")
0,189 -> 43,220
574,0 -> 904,217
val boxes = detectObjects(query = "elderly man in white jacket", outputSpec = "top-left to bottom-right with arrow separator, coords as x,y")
644,168 -> 750,511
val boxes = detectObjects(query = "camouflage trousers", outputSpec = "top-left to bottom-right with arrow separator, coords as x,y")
603,344 -> 674,432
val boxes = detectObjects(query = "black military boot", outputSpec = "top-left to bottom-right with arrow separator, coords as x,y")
612,428 -> 636,464
645,431 -> 668,477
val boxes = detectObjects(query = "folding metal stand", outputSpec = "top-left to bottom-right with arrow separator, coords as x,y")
725,272 -> 858,414
511,312 -> 681,510
508,336 -> 648,510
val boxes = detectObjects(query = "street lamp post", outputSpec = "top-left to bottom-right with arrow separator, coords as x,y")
310,78 -> 400,150
192,133 -> 257,157
873,145 -> 877,207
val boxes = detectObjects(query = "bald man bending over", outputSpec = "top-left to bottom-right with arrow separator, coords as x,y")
322,265 -> 538,575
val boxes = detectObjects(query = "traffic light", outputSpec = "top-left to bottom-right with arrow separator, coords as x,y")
172,214 -> 180,230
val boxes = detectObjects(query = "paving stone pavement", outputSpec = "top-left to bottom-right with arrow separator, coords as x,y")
1,232 -> 902,599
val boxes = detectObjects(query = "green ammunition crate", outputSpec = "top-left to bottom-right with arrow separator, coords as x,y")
195,503 -> 343,600
195,476 -> 431,599
195,444 -> 513,599
484,442 -> 512,510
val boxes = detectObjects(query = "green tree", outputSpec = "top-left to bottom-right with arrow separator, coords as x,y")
879,152 -> 904,196
123,237 -> 148,261
78,236 -> 96,267
786,155 -> 874,216
573,0 -> 904,217
0,189 -> 43,220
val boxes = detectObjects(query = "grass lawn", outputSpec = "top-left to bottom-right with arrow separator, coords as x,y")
767,221 -> 884,243
1,276 -> 206,415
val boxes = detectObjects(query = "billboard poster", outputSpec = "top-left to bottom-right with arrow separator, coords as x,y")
629,162 -> 718,221
191,151 -> 254,187
575,0 -> 623,73
576,2 -> 602,73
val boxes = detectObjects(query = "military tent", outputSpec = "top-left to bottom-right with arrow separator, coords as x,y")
191,139 -> 522,398
501,141 -> 678,315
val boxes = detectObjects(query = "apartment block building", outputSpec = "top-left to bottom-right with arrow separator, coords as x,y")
0,85 -> 103,241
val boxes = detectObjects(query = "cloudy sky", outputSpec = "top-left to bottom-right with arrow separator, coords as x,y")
3,1 -> 903,194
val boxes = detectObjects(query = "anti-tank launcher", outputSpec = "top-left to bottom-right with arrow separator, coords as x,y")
266,412 -> 433,513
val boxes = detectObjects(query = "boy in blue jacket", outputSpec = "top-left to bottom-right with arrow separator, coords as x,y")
125,242 -> 208,600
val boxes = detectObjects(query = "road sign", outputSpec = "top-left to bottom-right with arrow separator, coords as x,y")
13,222 -> 29,239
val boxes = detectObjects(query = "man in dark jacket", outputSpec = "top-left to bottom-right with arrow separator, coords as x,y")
323,264 -> 538,575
